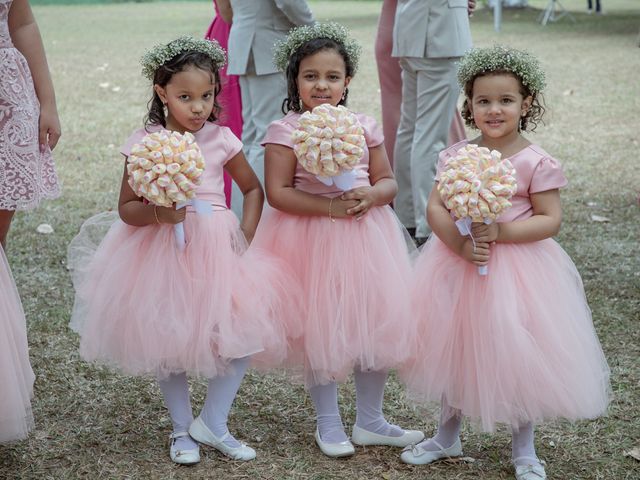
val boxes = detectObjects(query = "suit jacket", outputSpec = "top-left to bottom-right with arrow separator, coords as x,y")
392,0 -> 472,59
228,0 -> 315,76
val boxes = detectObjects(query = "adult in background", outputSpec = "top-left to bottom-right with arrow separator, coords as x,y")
374,0 -> 466,170
227,0 -> 314,216
205,0 -> 242,208
392,0 -> 474,244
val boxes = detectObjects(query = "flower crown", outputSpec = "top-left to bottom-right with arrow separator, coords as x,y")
273,22 -> 362,73
141,35 -> 226,81
457,45 -> 546,95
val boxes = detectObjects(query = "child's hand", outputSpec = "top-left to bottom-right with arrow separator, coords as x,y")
460,239 -> 490,266
340,187 -> 377,220
156,204 -> 186,225
471,222 -> 499,244
39,104 -> 61,151
332,198 -> 360,218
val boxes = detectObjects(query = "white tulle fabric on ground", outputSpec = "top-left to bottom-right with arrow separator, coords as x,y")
0,247 -> 34,443
68,210 -> 300,379
400,236 -> 611,431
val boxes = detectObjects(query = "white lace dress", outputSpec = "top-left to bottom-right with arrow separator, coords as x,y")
0,0 -> 59,211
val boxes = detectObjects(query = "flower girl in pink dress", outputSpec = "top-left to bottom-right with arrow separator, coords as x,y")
69,36 -> 296,466
252,23 -> 424,458
399,46 -> 610,480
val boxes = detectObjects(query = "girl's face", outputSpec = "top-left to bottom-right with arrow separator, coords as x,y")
154,66 -> 216,133
296,49 -> 351,111
469,73 -> 532,141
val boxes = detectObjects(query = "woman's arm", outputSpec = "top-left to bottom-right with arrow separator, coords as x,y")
471,189 -> 562,244
264,143 -> 358,218
224,151 -> 263,243
9,0 -> 60,149
117,161 -> 186,227
215,0 -> 233,23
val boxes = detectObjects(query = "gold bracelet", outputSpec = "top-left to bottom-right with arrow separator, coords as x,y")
328,197 -> 336,223
153,205 -> 161,224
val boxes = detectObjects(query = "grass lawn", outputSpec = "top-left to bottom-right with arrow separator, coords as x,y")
1,1 -> 638,478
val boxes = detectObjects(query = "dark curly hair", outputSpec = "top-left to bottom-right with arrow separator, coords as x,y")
145,51 -> 221,129
461,70 -> 546,132
282,38 -> 355,114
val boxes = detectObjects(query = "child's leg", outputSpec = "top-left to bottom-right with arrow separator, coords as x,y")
309,382 -> 349,443
353,368 -> 403,437
199,356 -> 250,448
512,423 -> 546,478
158,372 -> 198,451
417,398 -> 462,451
0,210 -> 15,250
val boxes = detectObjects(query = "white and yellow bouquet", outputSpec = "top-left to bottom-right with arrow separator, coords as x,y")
291,104 -> 366,191
127,130 -> 206,249
438,144 -> 517,275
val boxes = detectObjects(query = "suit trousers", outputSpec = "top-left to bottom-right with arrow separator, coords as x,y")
231,66 -> 287,217
394,56 -> 460,238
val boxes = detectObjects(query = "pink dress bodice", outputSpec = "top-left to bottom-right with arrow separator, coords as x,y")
120,122 -> 242,208
262,111 -> 385,197
437,140 -> 568,223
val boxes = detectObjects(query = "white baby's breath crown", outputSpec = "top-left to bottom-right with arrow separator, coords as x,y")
141,35 -> 226,81
457,45 -> 546,95
273,22 -> 362,73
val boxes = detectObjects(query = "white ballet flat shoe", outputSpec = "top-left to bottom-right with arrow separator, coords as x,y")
169,431 -> 200,465
314,429 -> 355,458
351,425 -> 425,448
514,457 -> 547,480
400,437 -> 463,465
188,416 -> 256,461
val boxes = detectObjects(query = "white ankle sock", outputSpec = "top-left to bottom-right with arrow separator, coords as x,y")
309,382 -> 349,443
354,368 -> 403,437
417,399 -> 461,451
158,372 -> 198,451
200,356 -> 250,448
512,422 -> 540,467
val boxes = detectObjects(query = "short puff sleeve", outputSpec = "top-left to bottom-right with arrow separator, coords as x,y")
357,114 -> 384,148
120,128 -> 148,158
220,126 -> 244,165
529,156 -> 568,193
261,120 -> 294,148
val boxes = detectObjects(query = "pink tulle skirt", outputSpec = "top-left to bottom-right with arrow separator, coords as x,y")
68,210 -> 298,379
0,248 -> 34,443
252,205 -> 416,386
400,236 -> 611,431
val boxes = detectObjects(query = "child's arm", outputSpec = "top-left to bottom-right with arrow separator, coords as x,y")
215,0 -> 233,23
471,189 -> 562,244
9,0 -> 60,150
427,186 -> 490,267
117,162 -> 186,227
224,151 -> 263,243
265,143 -> 359,218
340,144 -> 397,220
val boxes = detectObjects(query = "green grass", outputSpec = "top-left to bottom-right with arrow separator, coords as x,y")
1,1 -> 639,479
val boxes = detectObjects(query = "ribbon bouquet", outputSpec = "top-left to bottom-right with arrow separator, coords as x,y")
437,144 -> 517,275
291,104 -> 366,191
127,130 -> 209,250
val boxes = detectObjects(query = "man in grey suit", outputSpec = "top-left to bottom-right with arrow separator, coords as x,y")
392,0 -> 474,243
227,0 -> 315,216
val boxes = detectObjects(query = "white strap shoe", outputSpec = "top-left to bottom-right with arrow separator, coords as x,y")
351,424 -> 425,448
314,429 -> 355,458
188,416 -> 256,461
169,431 -> 200,465
514,457 -> 547,480
400,437 -> 463,465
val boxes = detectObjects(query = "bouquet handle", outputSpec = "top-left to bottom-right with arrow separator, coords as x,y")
173,199 -> 213,251
454,217 -> 490,276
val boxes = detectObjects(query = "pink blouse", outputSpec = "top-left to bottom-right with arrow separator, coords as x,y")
262,111 -> 384,197
121,122 -> 243,209
437,140 -> 568,223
